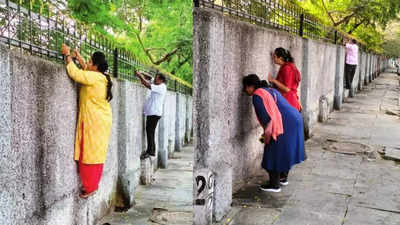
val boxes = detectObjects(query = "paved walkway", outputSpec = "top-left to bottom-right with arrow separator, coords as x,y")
220,72 -> 400,225
99,145 -> 193,225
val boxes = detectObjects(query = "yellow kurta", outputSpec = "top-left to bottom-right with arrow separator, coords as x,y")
67,62 -> 112,164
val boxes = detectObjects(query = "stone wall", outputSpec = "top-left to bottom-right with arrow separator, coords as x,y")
302,39 -> 338,131
0,44 -> 193,225
193,7 -> 387,222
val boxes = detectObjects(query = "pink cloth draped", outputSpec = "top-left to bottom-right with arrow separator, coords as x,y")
254,88 -> 284,144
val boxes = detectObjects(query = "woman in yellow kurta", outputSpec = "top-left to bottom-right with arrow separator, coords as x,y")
61,44 -> 113,198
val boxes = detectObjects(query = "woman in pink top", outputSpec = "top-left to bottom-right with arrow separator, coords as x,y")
344,39 -> 359,96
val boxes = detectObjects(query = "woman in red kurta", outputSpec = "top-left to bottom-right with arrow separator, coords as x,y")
268,47 -> 302,111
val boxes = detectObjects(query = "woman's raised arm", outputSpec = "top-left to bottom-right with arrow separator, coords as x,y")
61,44 -> 96,85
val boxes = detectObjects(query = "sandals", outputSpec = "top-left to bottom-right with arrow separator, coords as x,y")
79,190 -> 97,199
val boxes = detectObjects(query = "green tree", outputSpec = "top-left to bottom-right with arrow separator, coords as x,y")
292,0 -> 400,54
382,38 -> 400,58
66,0 -> 193,83
296,0 -> 400,32
3,0 -> 193,83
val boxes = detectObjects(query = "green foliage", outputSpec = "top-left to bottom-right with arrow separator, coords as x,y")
382,39 -> 400,58
293,0 -> 400,54
5,0 -> 193,83
66,0 -> 193,83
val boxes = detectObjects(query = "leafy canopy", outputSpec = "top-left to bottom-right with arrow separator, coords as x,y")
292,0 -> 400,53
66,0 -> 193,83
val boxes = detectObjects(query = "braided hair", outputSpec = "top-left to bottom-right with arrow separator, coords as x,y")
92,51 -> 113,102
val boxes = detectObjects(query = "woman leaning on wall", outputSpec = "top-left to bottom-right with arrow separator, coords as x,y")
243,74 -> 305,192
61,44 -> 113,198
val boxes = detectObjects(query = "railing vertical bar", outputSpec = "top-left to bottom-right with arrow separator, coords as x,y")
299,13 -> 304,37
47,3 -> 51,58
18,0 -> 22,50
29,0 -> 33,55
113,48 -> 118,78
6,0 -> 10,48
39,3 -> 42,56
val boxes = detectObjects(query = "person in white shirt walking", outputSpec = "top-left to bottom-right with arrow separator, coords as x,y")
344,39 -> 359,97
135,71 -> 167,159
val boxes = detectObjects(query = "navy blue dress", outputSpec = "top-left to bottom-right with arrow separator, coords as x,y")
253,88 -> 305,172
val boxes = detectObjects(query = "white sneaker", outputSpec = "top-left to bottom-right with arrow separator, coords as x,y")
259,184 -> 281,192
280,180 -> 289,186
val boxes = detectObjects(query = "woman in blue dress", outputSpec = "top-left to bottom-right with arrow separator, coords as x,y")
243,74 -> 305,192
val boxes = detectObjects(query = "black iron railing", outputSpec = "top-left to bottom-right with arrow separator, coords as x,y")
0,0 -> 192,95
194,0 -> 365,47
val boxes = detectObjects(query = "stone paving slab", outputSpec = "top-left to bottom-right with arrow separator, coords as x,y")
383,147 -> 400,161
228,207 -> 281,225
343,205 -> 400,225
98,145 -> 194,225
273,207 -> 344,225
286,190 -> 348,217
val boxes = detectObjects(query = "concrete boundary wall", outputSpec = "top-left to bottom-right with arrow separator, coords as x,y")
193,8 -> 387,222
334,46 -> 345,110
366,54 -> 371,85
302,38 -> 337,132
175,93 -> 188,152
358,52 -> 366,90
0,44 -> 193,225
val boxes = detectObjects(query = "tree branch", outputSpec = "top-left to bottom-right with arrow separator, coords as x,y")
135,31 -> 179,65
135,31 -> 155,63
321,0 -> 336,25
152,48 -> 179,65
348,18 -> 368,34
145,47 -> 167,52
171,55 -> 191,74
333,12 -> 357,26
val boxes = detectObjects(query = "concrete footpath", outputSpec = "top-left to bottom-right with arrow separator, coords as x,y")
219,72 -> 400,225
98,145 -> 194,225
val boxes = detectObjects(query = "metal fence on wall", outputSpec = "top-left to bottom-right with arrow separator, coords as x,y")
194,0 -> 368,50
0,0 -> 192,95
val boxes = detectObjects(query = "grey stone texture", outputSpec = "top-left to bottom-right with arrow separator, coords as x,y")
158,109 -> 169,168
383,147 -> 400,161
140,157 -> 153,185
368,54 -> 373,83
165,91 -> 178,156
318,95 -> 329,122
0,42 -> 13,225
185,95 -> 194,143
358,51 -> 366,90
175,93 -> 188,152
193,8 -> 388,223
334,46 -> 345,110
117,81 -> 145,207
302,38 -> 337,134
193,168 -> 214,225
0,44 -> 193,225
364,54 -> 369,86
350,54 -> 360,97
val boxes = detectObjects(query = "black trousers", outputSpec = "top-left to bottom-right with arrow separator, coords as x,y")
267,171 -> 289,188
146,115 -> 161,155
345,64 -> 357,89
